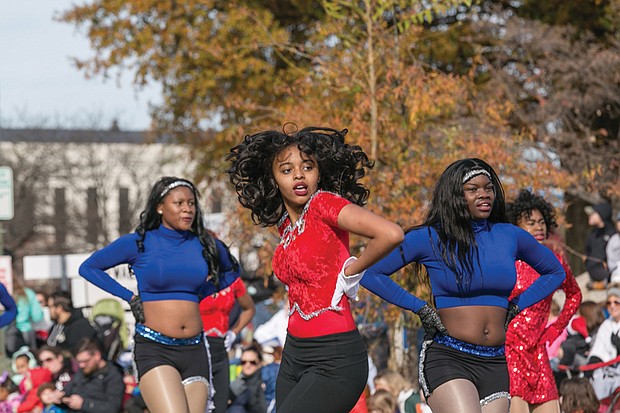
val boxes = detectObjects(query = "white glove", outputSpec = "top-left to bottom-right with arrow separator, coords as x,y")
224,330 -> 237,351
330,256 -> 366,307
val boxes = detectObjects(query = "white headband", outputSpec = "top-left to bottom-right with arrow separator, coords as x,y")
159,181 -> 194,199
462,169 -> 491,183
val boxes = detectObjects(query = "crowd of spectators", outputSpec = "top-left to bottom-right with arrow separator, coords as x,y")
2,199 -> 620,413
1,291 -> 127,413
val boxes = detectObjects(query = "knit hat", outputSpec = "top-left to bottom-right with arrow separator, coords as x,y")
567,316 -> 591,343
608,287 -> 620,299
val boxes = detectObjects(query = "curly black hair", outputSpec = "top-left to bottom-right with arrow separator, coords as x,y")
226,126 -> 373,226
134,176 -> 223,283
506,189 -> 558,236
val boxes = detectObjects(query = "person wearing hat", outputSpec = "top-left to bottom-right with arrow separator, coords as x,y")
587,287 -> 620,364
584,202 -> 616,290
586,287 -> 620,400
606,211 -> 620,286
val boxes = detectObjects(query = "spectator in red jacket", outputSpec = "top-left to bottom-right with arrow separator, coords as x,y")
17,367 -> 52,412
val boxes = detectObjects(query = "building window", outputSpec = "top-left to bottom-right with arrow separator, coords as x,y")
118,187 -> 131,234
86,187 -> 101,245
54,188 -> 66,249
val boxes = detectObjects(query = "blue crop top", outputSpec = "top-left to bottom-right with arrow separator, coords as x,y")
79,225 -> 240,303
360,220 -> 565,313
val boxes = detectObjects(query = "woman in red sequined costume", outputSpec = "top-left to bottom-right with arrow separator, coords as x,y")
227,126 -> 404,413
505,189 -> 582,413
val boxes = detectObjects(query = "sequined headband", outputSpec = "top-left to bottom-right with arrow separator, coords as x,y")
462,169 -> 491,183
159,181 -> 194,199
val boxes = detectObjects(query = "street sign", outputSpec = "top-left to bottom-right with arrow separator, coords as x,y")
0,167 -> 14,220
23,253 -> 91,280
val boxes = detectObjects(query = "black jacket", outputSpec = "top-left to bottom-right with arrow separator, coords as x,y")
229,368 -> 267,413
63,362 -> 125,413
48,309 -> 99,354
586,203 -> 617,281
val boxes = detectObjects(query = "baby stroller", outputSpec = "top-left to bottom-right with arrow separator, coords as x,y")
89,298 -> 129,361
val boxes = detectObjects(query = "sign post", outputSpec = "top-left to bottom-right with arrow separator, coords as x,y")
0,166 -> 14,255
0,166 -> 13,365
0,166 -> 14,221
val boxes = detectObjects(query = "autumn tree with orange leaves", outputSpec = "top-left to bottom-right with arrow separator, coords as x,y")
61,0 -> 584,377
269,2 -> 572,378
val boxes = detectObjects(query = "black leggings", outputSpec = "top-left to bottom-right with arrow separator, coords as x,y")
206,336 -> 229,413
276,330 -> 368,413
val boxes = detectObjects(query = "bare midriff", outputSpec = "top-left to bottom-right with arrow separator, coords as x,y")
438,305 -> 507,346
143,300 -> 203,338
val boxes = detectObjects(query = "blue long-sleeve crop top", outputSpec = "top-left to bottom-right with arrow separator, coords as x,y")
79,225 -> 240,303
0,283 -> 17,328
360,220 -> 565,313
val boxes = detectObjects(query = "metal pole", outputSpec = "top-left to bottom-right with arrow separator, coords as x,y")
61,254 -> 68,291
0,222 -> 6,364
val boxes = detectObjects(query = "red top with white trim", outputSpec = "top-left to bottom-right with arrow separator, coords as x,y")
199,277 -> 247,337
272,191 -> 356,338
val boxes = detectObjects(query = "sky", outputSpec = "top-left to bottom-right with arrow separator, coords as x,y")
0,0 -> 161,131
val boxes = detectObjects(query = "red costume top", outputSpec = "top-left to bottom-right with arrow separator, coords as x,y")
505,251 -> 581,403
199,277 -> 247,337
272,191 -> 356,338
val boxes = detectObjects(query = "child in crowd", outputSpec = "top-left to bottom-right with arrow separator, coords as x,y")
0,372 -> 22,413
16,367 -> 52,413
373,370 -> 430,413
37,383 -> 65,413
558,377 -> 599,413
11,347 -> 37,386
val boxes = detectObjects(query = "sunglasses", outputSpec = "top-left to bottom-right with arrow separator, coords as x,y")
241,359 -> 258,366
607,300 -> 620,306
39,357 -> 54,363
